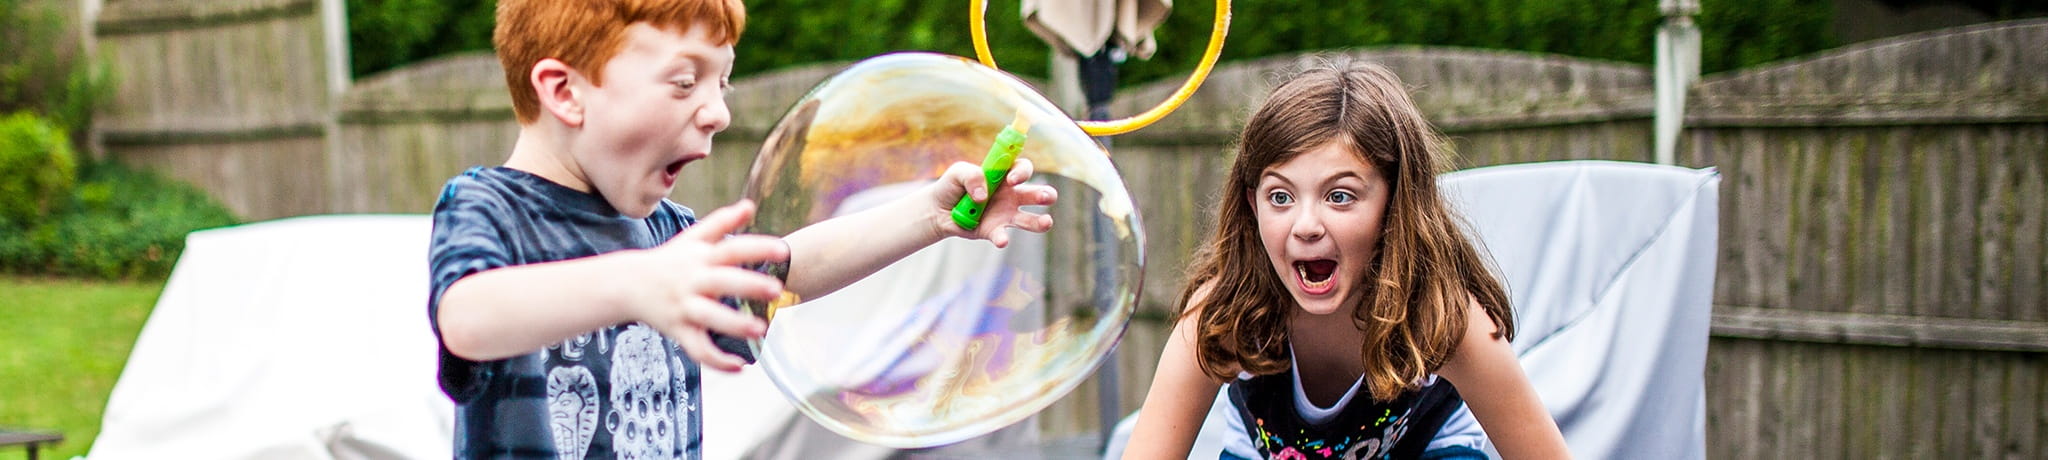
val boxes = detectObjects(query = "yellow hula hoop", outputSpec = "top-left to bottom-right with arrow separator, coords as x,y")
971,0 -> 1231,137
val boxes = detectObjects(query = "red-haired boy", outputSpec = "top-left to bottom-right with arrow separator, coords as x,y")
427,1 -> 1058,457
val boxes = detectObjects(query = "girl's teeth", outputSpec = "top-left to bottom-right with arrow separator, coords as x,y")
1297,263 -> 1330,290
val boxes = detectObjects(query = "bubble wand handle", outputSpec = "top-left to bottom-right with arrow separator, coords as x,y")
949,115 -> 1030,231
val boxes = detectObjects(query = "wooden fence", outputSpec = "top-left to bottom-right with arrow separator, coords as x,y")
1684,20 -> 2047,459
93,6 -> 2048,455
91,0 -> 344,221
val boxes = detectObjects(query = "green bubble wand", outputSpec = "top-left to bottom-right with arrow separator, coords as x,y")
948,113 -> 1031,231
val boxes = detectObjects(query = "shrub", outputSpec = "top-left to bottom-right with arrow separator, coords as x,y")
0,162 -> 239,280
1,0 -> 109,135
0,111 -> 77,225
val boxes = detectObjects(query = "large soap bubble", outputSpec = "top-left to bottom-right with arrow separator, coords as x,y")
738,52 -> 1145,447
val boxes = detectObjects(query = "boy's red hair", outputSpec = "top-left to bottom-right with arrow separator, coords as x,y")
494,0 -> 746,124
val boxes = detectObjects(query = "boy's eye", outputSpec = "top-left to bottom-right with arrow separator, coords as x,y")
1266,190 -> 1293,206
1328,190 -> 1356,204
672,79 -> 697,92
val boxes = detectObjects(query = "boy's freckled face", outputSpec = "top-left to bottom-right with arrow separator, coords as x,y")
573,22 -> 734,218
1250,140 -> 1388,317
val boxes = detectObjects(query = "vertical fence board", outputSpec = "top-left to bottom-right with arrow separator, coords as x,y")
1876,347 -> 1906,460
1881,128 -> 1915,315
2003,356 -> 2038,458
2012,127 -> 2047,322
1937,349 -> 1970,456
1947,131 -> 1983,320
1972,354 -> 2006,458
1816,342 -> 1845,456
1911,128 -> 1948,318
1841,347 -> 1876,459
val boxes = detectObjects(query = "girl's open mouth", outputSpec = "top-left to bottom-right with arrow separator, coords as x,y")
1294,259 -> 1337,294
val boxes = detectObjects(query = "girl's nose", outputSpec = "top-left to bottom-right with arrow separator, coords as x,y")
1291,207 -> 1325,241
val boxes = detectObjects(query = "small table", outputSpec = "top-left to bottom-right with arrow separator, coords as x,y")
0,430 -> 63,460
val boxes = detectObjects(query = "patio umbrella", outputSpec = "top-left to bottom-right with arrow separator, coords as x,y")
1018,0 -> 1174,449
1021,0 -> 1171,59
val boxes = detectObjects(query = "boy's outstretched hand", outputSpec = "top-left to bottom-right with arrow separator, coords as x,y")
625,200 -> 788,372
933,158 -> 1059,248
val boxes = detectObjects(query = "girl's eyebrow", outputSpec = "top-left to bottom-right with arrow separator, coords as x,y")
1323,171 -> 1363,185
1263,170 -> 1365,188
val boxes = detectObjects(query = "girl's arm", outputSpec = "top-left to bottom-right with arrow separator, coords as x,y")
1125,315 -> 1224,459
1437,298 -> 1573,459
1124,287 -> 1227,459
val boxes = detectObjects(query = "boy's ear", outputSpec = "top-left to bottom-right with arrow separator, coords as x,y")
531,58 -> 585,127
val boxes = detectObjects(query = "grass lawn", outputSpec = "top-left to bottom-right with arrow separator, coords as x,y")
0,276 -> 164,460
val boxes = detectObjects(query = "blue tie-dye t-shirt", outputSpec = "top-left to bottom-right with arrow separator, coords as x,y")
427,166 -> 725,459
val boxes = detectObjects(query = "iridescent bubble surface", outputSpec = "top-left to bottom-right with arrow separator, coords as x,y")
738,52 -> 1144,448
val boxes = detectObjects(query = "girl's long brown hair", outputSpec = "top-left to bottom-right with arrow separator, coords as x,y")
1177,59 -> 1513,401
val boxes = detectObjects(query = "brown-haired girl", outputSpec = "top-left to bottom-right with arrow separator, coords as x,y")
1125,60 -> 1571,459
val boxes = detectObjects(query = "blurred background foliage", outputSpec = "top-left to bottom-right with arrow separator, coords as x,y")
1,0 -> 107,133
347,0 -> 1844,85
1,0 -> 240,281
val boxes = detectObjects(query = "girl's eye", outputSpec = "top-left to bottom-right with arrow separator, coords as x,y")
1328,190 -> 1356,204
1267,190 -> 1294,206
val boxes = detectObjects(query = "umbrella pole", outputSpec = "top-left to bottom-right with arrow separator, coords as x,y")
1080,42 -> 1122,451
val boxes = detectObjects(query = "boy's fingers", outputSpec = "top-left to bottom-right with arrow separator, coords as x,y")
693,267 -> 784,305
987,185 -> 1055,213
988,228 -> 1011,248
682,200 -> 757,242
710,235 -> 790,266
1013,211 -> 1055,233
673,328 -> 747,372
1010,184 -> 1058,207
943,162 -> 986,201
1005,158 -> 1035,185
684,296 -> 768,337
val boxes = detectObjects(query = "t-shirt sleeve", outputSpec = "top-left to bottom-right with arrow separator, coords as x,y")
427,177 -> 514,402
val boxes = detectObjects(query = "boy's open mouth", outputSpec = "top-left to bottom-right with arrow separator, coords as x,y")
664,159 -> 687,177
1294,259 -> 1337,293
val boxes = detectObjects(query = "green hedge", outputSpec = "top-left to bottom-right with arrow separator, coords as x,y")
348,0 -> 1840,85
0,111 -> 77,224
0,160 -> 239,280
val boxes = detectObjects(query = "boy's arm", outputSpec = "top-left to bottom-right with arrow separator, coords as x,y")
780,158 -> 1057,299
1437,298 -> 1573,460
437,202 -> 787,372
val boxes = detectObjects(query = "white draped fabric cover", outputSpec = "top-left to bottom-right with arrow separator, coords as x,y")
89,215 -> 454,460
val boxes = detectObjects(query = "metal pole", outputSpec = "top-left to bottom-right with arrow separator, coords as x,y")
1654,0 -> 1701,165
1079,42 -> 1123,451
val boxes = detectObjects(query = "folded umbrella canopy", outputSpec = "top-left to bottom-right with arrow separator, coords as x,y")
1022,0 -> 1172,59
